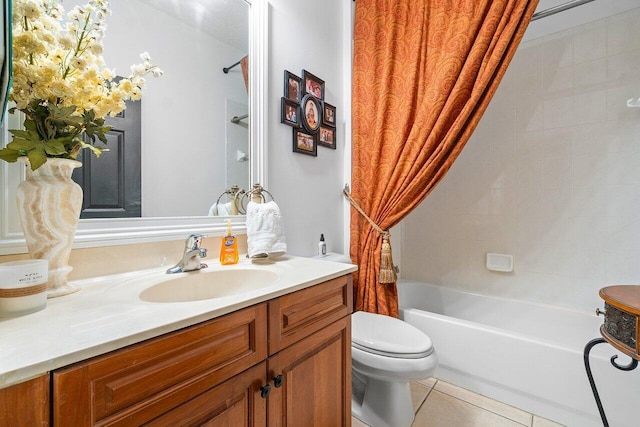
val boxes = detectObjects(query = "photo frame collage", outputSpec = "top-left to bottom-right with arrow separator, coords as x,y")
281,69 -> 336,156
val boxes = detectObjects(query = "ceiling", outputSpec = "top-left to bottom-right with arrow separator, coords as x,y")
134,0 -> 640,53
137,0 -> 249,52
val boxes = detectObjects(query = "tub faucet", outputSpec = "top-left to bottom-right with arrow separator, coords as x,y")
166,234 -> 208,274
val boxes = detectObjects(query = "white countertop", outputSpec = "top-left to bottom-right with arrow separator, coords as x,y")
0,255 -> 357,388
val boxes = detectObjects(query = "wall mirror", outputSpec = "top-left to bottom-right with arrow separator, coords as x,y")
0,0 -> 267,255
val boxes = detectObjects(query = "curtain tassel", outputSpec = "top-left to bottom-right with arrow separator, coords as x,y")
343,185 -> 398,284
379,233 -> 397,284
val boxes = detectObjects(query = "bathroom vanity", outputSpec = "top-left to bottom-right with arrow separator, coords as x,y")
0,256 -> 356,426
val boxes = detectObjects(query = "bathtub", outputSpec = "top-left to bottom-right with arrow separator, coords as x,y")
397,279 -> 639,427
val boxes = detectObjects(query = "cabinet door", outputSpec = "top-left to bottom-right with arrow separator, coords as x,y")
0,375 -> 49,427
145,361 -> 267,427
267,316 -> 351,427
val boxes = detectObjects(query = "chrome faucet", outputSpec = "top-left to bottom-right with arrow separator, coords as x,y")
166,234 -> 208,274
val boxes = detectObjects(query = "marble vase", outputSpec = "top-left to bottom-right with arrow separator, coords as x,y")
16,157 -> 83,298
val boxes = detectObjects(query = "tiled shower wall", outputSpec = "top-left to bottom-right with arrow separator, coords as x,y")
401,8 -> 640,312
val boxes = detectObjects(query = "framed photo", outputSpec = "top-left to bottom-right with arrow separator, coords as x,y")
293,128 -> 317,156
323,102 -> 336,126
302,69 -> 325,100
318,125 -> 336,149
281,97 -> 299,127
300,94 -> 322,134
284,70 -> 302,102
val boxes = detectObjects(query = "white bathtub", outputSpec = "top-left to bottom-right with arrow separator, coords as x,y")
397,279 -> 639,427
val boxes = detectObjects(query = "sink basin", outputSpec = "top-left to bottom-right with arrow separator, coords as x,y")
139,268 -> 279,303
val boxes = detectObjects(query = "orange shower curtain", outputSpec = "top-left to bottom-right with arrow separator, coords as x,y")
240,55 -> 249,92
350,0 -> 539,316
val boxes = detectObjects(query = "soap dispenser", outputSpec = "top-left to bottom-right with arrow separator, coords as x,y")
220,220 -> 239,265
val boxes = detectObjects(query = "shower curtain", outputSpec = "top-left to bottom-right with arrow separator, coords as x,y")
350,0 -> 539,316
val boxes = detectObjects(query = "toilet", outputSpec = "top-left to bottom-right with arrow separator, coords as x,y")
313,253 -> 438,427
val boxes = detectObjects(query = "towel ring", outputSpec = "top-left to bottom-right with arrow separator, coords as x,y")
240,183 -> 275,211
213,185 -> 246,215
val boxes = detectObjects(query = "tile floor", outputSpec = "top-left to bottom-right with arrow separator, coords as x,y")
351,378 -> 565,427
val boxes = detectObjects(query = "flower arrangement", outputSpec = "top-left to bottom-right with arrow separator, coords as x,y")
0,0 -> 163,170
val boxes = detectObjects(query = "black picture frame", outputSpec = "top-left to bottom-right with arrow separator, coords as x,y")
300,94 -> 322,134
293,128 -> 317,156
284,70 -> 302,102
322,102 -> 336,126
281,97 -> 299,127
318,125 -> 336,149
302,69 -> 325,100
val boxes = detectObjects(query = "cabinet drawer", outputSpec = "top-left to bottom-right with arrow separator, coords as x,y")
53,303 -> 267,426
268,275 -> 353,355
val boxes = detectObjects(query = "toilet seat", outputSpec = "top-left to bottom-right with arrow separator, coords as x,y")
352,311 -> 433,359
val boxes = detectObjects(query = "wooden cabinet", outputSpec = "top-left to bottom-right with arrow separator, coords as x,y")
0,375 -> 49,427
267,276 -> 353,426
268,317 -> 351,427
41,274 -> 352,426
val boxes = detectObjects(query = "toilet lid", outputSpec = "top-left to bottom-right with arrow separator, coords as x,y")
352,311 -> 433,358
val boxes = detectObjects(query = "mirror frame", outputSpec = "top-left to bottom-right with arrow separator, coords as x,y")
0,0 -> 267,255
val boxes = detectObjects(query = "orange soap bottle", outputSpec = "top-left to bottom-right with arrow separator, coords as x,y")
220,220 -> 239,265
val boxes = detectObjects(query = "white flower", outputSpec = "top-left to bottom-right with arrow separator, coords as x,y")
130,63 -> 146,77
129,87 -> 142,101
49,4 -> 64,19
8,0 -> 163,140
89,43 -> 103,55
100,68 -> 115,81
67,6 -> 83,21
131,76 -> 146,88
71,57 -> 88,71
64,22 -> 79,36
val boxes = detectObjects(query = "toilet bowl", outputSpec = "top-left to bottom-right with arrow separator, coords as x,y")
351,311 -> 437,427
312,253 -> 438,427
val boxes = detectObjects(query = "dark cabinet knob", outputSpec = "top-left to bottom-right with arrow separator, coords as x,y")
260,384 -> 271,398
273,374 -> 283,388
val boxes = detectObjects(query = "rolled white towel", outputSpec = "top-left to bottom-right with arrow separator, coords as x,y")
246,201 -> 287,259
208,201 -> 233,216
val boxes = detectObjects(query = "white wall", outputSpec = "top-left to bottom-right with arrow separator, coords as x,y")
266,0 -> 350,256
400,7 -> 640,313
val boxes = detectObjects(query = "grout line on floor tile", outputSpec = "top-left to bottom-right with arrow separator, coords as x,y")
414,382 -> 436,416
426,388 -> 531,427
434,380 -> 535,426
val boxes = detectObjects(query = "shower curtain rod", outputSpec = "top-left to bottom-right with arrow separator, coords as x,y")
223,59 -> 242,74
531,0 -> 595,21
